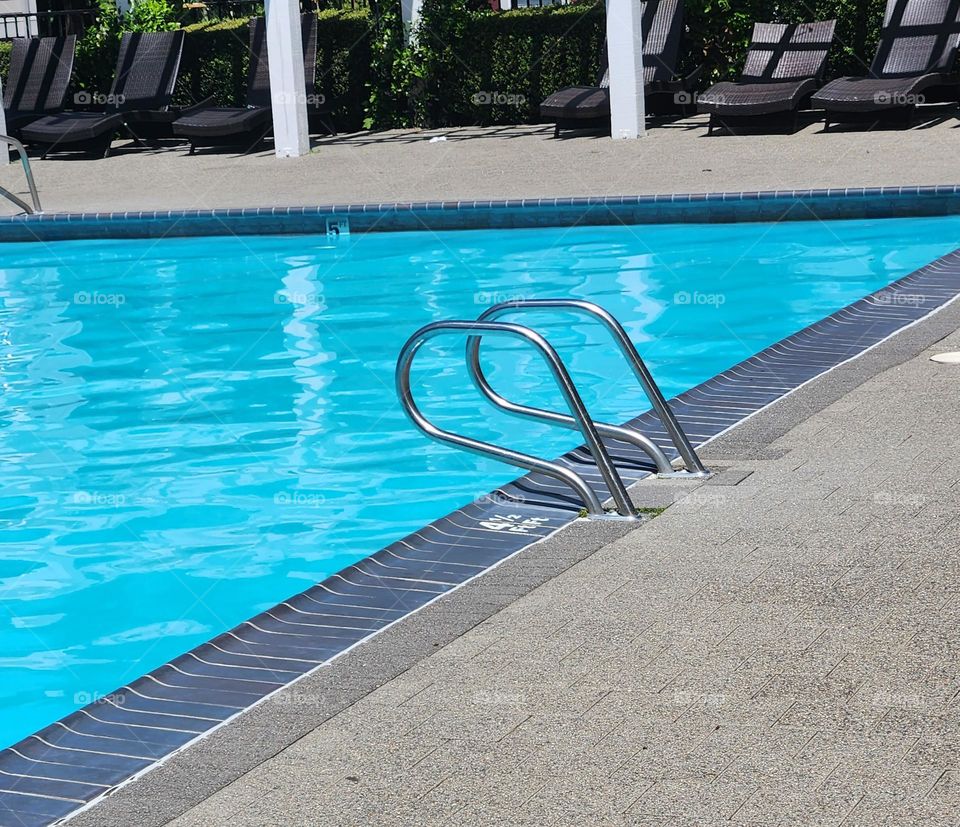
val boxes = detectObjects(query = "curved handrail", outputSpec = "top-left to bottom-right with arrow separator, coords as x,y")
465,345 -> 674,475
0,135 -> 40,214
396,320 -> 637,518
469,299 -> 709,477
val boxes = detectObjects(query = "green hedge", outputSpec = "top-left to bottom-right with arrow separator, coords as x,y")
0,12 -> 372,132
0,0 -> 889,132
411,0 -> 887,128
177,11 -> 371,130
416,1 -> 606,127
0,40 -> 10,84
685,0 -> 884,83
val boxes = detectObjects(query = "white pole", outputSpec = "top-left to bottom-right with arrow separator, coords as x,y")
400,0 -> 423,43
265,0 -> 309,158
605,0 -> 646,139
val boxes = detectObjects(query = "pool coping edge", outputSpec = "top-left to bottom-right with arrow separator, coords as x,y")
60,261 -> 960,827
2,185 -> 960,239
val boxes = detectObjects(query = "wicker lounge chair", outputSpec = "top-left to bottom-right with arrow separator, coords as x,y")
173,14 -> 318,154
811,0 -> 960,129
3,35 -> 76,138
21,30 -> 184,158
540,0 -> 698,136
698,20 -> 837,135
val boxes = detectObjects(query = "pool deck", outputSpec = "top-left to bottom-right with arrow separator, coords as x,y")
68,257 -> 960,825
12,114 -> 956,825
2,113 -> 959,213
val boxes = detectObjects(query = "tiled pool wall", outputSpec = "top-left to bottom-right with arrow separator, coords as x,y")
1,185 -> 960,240
3,191 -> 960,827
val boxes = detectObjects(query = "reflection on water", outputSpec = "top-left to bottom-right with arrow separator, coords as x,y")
0,215 -> 958,746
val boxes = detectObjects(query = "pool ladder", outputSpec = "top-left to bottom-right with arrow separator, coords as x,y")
0,135 -> 40,214
396,299 -> 709,519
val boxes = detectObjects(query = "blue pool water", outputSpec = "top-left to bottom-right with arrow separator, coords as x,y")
1,215 -> 959,748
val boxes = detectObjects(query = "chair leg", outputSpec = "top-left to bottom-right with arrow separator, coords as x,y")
553,123 -> 560,139
318,115 -> 337,137
707,115 -> 714,136
188,142 -> 196,156
243,127 -> 271,155
124,125 -> 146,148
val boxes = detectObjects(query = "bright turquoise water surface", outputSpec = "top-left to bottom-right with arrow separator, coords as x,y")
2,216 -> 959,748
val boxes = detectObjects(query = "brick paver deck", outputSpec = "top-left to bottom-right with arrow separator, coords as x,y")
159,311 -> 960,825
3,115 -> 959,214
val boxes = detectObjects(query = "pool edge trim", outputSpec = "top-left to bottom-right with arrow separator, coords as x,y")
59,257 -> 960,827
1,185 -> 959,240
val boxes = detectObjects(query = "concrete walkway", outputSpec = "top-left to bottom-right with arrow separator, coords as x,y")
153,300 -> 960,824
3,114 -> 959,214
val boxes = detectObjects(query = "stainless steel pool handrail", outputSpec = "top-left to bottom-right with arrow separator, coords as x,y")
465,337 -> 674,476
470,299 -> 709,477
396,320 -> 637,518
0,135 -> 40,215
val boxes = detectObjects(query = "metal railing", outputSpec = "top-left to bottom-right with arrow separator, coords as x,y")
397,320 -> 637,517
498,0 -> 570,8
0,9 -> 97,40
396,300 -> 709,519
465,331 -> 675,476
0,135 -> 41,214
470,299 -> 709,477
183,0 -> 367,20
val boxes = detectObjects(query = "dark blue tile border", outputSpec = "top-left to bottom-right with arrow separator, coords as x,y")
1,185 -> 960,241
2,226 -> 960,826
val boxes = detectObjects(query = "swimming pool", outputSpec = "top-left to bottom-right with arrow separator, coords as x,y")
2,214 -> 959,749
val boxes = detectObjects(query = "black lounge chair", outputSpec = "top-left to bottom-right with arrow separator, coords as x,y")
811,0 -> 960,129
540,0 -> 698,136
698,20 -> 837,135
21,30 -> 184,159
173,14 -> 318,154
3,35 -> 76,138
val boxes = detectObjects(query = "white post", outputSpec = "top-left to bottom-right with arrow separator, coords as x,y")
0,76 -> 8,165
400,0 -> 423,43
605,0 -> 646,139
265,0 -> 309,158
